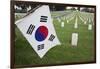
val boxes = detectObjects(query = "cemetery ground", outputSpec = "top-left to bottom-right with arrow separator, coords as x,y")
15,10 -> 95,66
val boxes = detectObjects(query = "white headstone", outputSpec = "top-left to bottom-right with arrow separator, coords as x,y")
89,18 -> 91,23
74,17 -> 78,29
61,22 -> 64,27
71,33 -> 78,46
84,21 -> 87,24
57,18 -> 61,22
88,24 -> 92,30
67,20 -> 69,23
74,22 -> 78,29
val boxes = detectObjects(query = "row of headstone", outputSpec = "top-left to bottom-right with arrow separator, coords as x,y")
71,25 -> 92,47
71,26 -> 92,46
57,11 -> 75,23
68,15 -> 75,22
78,14 -> 95,26
58,18 -> 69,24
58,15 -> 93,31
59,17 -> 93,47
79,15 -> 84,23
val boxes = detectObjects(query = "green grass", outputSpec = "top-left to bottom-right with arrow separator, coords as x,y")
15,11 -> 95,66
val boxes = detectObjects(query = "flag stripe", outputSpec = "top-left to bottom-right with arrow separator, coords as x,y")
26,24 -> 35,35
48,34 -> 55,41
37,44 -> 44,50
40,18 -> 47,20
41,16 -> 48,18
40,16 -> 48,22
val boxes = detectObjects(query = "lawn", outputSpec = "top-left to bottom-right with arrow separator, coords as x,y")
15,10 -> 95,66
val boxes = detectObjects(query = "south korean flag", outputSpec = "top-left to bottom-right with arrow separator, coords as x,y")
15,5 -> 61,58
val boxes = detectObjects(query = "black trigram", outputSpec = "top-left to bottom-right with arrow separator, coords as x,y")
48,34 -> 55,41
40,16 -> 48,22
26,24 -> 35,35
37,44 -> 44,50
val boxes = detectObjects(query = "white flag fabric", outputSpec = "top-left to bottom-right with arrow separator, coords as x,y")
15,5 -> 61,58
